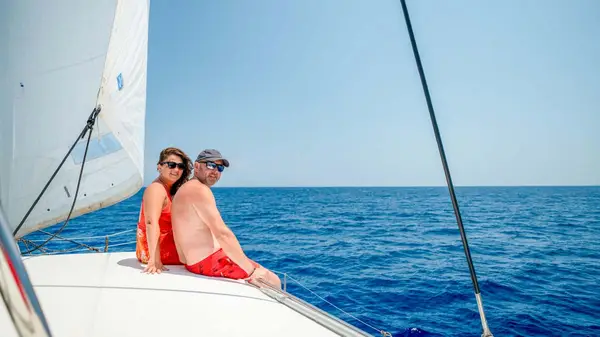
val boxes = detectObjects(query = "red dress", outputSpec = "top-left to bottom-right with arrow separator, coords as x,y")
135,184 -> 182,265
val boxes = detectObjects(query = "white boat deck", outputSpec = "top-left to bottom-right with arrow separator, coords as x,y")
3,252 -> 371,337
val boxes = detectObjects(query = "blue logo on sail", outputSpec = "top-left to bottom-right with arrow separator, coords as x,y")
117,73 -> 123,91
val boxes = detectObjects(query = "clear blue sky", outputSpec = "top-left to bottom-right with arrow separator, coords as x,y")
143,0 -> 599,187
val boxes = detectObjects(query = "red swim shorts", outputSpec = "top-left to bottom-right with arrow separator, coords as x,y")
185,248 -> 259,280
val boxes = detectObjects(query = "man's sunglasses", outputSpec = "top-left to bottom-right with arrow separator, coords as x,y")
160,161 -> 185,170
205,161 -> 225,172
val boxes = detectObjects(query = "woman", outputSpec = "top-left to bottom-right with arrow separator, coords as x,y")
136,147 -> 192,273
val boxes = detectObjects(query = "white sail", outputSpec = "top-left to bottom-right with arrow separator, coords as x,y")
0,0 -> 149,238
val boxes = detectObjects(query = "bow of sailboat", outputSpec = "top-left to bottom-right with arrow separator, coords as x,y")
8,251 -> 372,337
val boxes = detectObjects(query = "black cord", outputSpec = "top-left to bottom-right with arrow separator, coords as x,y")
16,107 -> 100,254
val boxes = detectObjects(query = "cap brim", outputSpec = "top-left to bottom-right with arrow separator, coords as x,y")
199,157 -> 229,167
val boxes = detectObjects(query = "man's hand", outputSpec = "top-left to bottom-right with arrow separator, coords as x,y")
246,267 -> 268,283
244,265 -> 282,290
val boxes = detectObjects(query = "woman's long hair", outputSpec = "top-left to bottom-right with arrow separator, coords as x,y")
157,147 -> 193,196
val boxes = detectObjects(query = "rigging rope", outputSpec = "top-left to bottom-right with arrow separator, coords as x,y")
24,228 -> 136,242
398,1 -> 493,336
16,107 -> 101,254
271,269 -> 392,337
28,229 -> 101,252
16,228 -> 137,256
17,232 -> 136,256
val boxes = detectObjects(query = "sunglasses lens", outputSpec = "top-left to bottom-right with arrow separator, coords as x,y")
206,162 -> 225,172
163,162 -> 183,169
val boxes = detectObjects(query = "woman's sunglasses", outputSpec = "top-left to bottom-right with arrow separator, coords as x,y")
160,161 -> 185,170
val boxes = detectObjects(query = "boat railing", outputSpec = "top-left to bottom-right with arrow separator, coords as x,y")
255,276 -> 392,337
17,228 -> 137,255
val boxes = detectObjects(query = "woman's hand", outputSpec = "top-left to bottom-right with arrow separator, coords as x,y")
143,259 -> 168,274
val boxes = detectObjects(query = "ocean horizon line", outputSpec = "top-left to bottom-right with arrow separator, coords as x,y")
140,183 -> 600,189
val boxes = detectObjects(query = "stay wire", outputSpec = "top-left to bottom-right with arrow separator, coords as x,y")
398,1 -> 493,336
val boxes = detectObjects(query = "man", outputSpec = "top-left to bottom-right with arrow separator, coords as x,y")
171,149 -> 281,289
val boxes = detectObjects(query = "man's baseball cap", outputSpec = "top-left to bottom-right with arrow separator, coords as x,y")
195,149 -> 230,167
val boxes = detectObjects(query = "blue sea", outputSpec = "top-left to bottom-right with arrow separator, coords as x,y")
19,186 -> 600,337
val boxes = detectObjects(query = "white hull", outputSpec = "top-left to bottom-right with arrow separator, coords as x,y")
3,252 -> 372,337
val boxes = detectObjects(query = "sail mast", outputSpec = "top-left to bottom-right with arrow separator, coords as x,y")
0,207 -> 52,336
398,1 -> 494,336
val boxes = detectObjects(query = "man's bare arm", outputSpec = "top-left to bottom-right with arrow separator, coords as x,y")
190,185 -> 255,274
